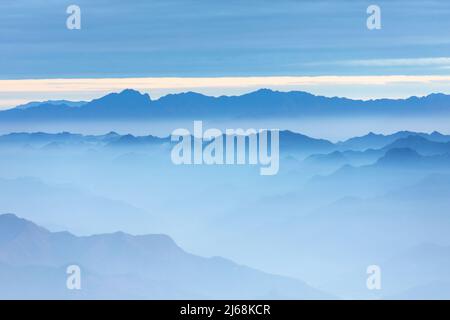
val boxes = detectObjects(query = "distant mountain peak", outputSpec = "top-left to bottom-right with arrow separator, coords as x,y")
119,88 -> 149,98
251,88 -> 276,94
113,89 -> 151,101
86,89 -> 152,110
14,100 -> 86,110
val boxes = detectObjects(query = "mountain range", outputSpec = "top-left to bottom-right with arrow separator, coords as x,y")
2,128 -> 450,158
0,213 -> 330,299
2,89 -> 450,121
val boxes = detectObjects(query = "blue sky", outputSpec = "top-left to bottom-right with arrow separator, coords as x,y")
2,0 -> 450,78
1,0 -> 450,106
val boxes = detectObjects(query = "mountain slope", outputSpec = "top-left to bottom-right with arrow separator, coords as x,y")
0,214 -> 331,299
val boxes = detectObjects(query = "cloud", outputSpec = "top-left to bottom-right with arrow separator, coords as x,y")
340,57 -> 450,67
3,75 -> 450,92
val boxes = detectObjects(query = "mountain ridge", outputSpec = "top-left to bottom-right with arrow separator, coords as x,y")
3,88 -> 450,121
0,213 -> 331,299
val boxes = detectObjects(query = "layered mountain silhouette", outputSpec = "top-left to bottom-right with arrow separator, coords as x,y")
15,100 -> 87,110
2,88 -> 450,300
3,129 -> 450,157
337,131 -> 450,151
0,214 -> 330,299
2,89 -> 450,120
1,124 -> 449,299
381,136 -> 450,156
300,132 -> 450,170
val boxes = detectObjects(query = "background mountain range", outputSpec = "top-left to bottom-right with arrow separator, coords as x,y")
2,89 -> 450,121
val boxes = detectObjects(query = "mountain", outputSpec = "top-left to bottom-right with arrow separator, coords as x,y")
0,131 -> 122,150
304,151 -> 349,167
304,149 -> 383,168
3,130 -> 450,164
303,134 -> 450,171
376,148 -> 424,167
376,147 -> 450,169
0,89 -> 152,121
381,135 -> 450,156
106,134 -> 170,148
0,214 -> 331,299
304,147 -> 450,205
0,130 -> 336,156
82,89 -> 152,118
2,89 -> 450,121
279,131 -> 335,155
14,100 -> 87,110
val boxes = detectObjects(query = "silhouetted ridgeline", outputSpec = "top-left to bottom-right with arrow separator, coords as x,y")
0,214 -> 331,299
2,89 -> 450,120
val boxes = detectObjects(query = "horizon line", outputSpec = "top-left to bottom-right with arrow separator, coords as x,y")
2,75 -> 450,109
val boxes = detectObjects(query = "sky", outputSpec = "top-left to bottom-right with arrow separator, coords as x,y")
1,0 -> 450,108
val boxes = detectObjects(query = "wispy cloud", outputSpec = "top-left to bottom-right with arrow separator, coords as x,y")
339,57 -> 450,67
